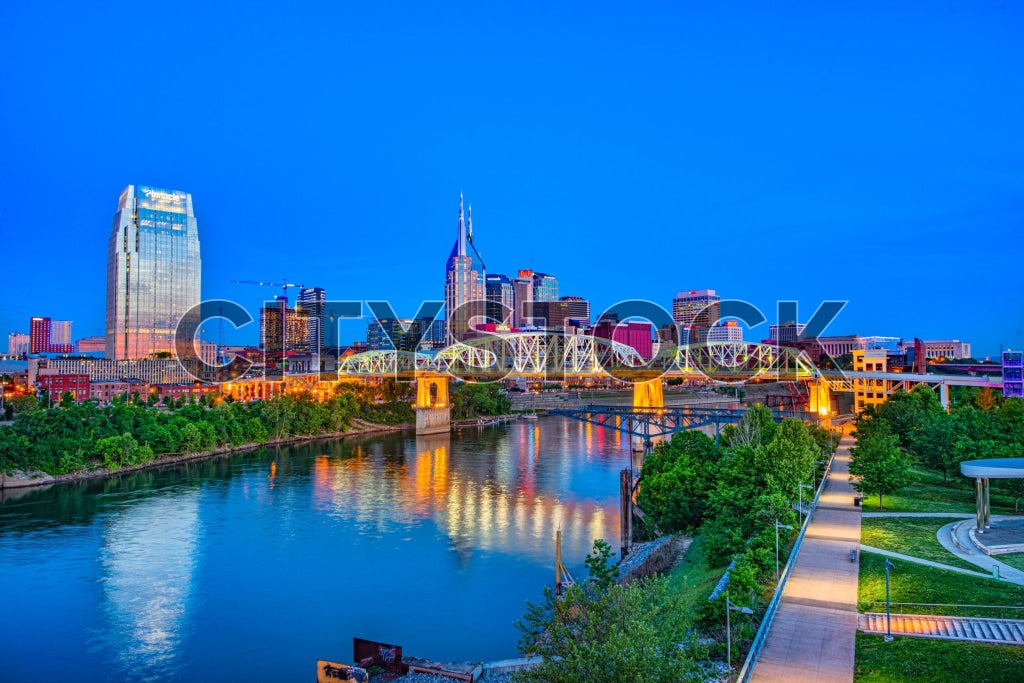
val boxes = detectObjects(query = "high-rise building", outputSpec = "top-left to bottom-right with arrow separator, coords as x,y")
106,185 -> 201,360
532,272 -> 559,302
707,320 -> 743,342
444,194 -> 486,344
1003,351 -> 1023,399
50,320 -> 73,345
297,287 -> 327,350
260,297 -> 311,356
7,332 -> 29,356
485,273 -> 515,325
672,289 -> 720,344
30,317 -> 74,354
558,296 -> 591,327
30,317 -> 50,354
513,270 -> 534,328
769,322 -> 806,344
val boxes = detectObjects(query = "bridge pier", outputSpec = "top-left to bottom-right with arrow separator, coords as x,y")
631,379 -> 664,452
414,374 -> 450,435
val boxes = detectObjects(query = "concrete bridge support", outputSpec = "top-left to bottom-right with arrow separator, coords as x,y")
631,379 -> 664,452
415,374 -> 450,435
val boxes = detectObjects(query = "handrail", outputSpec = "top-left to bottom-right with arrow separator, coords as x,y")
860,601 -> 1024,619
735,446 -> 837,682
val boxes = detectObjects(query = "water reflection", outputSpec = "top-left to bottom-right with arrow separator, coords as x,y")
310,422 -> 621,565
0,416 -> 632,677
98,490 -> 200,680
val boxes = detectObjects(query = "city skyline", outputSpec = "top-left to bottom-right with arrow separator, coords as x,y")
1,2 -> 1022,355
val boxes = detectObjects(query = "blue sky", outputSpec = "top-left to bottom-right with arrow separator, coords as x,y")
1,1 -> 1022,356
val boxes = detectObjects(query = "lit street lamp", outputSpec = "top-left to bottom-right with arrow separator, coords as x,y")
884,559 -> 896,642
798,481 -> 814,526
775,519 -> 794,583
726,594 -> 754,669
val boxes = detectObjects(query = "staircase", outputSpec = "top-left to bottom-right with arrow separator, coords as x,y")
859,613 -> 1024,645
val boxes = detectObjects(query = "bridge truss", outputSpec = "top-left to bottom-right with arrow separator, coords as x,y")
549,404 -> 819,447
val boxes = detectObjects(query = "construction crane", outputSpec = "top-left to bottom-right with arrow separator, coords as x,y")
232,279 -> 306,304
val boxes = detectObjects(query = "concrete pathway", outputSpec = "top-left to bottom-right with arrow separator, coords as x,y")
862,512 -> 974,518
937,520 -> 1024,586
750,436 -> 861,683
858,544 -> 991,578
859,612 -> 1024,645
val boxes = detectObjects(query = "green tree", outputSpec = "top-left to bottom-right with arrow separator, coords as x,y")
849,427 -> 913,509
637,430 -> 719,532
726,403 -> 776,447
514,578 -> 705,682
584,539 -> 620,591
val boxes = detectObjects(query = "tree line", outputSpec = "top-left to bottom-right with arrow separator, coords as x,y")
0,380 -> 514,477
850,386 -> 1024,509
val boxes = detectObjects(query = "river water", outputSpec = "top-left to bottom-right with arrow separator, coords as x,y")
0,417 -> 632,682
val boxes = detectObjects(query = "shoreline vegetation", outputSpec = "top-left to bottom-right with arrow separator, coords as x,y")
0,418 -> 408,491
0,380 -> 513,492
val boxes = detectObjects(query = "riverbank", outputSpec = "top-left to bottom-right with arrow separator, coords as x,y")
0,418 -> 409,492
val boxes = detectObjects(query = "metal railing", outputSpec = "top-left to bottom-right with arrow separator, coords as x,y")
735,447 -> 837,682
860,601 -> 1024,620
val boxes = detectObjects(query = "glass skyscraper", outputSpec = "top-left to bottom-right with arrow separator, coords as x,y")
106,185 -> 201,360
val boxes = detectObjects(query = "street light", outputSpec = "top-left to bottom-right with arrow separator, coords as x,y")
725,594 -> 754,669
775,519 -> 794,583
798,481 -> 814,526
884,559 -> 896,642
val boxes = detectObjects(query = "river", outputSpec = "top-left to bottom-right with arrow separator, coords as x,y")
0,416 -> 633,681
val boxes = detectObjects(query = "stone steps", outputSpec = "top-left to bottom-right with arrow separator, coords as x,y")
859,613 -> 1024,644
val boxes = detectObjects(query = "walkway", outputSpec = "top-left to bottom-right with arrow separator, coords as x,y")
859,613 -> 1024,645
750,436 -> 861,683
937,519 -> 1024,586
858,545 -> 990,577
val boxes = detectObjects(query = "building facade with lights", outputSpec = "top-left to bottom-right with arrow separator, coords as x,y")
106,185 -> 202,360
444,194 -> 486,344
672,289 -> 720,343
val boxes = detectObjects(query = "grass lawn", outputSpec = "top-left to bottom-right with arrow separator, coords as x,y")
855,632 -> 1024,682
996,552 -> 1024,572
859,466 -> 1017,514
858,553 -> 1024,617
860,518 -> 981,572
665,535 -> 725,627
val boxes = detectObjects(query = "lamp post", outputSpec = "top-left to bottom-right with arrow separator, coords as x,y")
725,594 -> 754,669
775,519 -> 794,583
798,481 -> 813,526
884,559 -> 896,642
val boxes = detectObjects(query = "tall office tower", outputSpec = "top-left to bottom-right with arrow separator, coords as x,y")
512,270 -> 534,327
444,194 -> 486,344
297,287 -> 327,350
558,296 -> 591,327
50,320 -> 73,345
532,272 -> 559,302
485,273 -> 515,325
106,185 -> 201,360
672,289 -> 720,344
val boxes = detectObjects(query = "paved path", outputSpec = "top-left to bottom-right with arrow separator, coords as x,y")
859,544 -> 990,577
859,612 -> 1024,644
936,520 -> 1024,586
862,512 -> 974,518
750,436 -> 861,683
